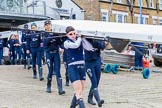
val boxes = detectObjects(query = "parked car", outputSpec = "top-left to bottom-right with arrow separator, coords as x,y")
152,44 -> 162,67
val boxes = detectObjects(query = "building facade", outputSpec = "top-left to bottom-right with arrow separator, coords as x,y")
74,0 -> 162,25
27,0 -> 85,20
73,0 -> 100,20
0,0 -> 85,30
0,0 -> 48,30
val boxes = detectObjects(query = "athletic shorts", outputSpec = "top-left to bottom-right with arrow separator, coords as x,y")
68,64 -> 86,83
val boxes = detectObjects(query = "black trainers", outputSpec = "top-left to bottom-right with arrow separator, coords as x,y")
58,91 -> 65,95
98,100 -> 104,107
65,82 -> 69,86
33,75 -> 37,79
40,77 -> 44,81
46,87 -> 51,93
28,66 -> 31,70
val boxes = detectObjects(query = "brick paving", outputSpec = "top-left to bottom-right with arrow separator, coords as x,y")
0,64 -> 162,108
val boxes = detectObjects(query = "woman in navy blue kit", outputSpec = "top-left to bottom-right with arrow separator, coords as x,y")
64,26 -> 86,108
43,20 -> 65,95
0,34 -> 4,65
26,23 -> 44,81
84,39 -> 105,107
8,34 -> 16,65
14,35 -> 22,65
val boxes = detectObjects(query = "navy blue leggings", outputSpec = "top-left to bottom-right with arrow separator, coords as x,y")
15,47 -> 22,61
0,49 -> 3,64
85,58 -> 102,89
46,51 -> 61,79
31,47 -> 42,69
22,43 -> 26,60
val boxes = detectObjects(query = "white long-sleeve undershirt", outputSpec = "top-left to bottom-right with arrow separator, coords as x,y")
64,37 -> 82,49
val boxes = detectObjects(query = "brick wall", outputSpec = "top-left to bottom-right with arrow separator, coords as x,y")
73,0 -> 162,25
73,0 -> 100,20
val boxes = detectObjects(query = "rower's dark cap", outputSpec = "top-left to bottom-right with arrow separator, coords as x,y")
66,26 -> 75,34
0,34 -> 2,37
44,20 -> 51,25
31,22 -> 37,27
24,24 -> 28,29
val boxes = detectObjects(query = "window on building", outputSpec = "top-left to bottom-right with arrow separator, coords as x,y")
138,0 -> 143,7
118,14 -> 122,23
127,0 -> 131,5
144,18 -> 148,24
115,14 -> 127,23
114,14 -> 116,22
102,16 -> 106,21
159,20 -> 162,25
160,0 -> 162,9
150,0 -> 154,8
101,9 -> 108,22
72,14 -> 76,19
136,17 -> 140,24
153,19 -> 157,25
136,16 -> 148,24
101,12 -> 108,21
124,15 -> 127,23
113,11 -> 128,23
117,0 -> 122,3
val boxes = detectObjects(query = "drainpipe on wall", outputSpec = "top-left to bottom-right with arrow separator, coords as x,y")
108,0 -> 113,22
140,0 -> 143,24
156,0 -> 160,25
131,0 -> 135,23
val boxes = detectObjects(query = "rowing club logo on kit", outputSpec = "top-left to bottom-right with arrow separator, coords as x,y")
87,69 -> 92,77
46,59 -> 50,67
32,38 -> 38,41
56,0 -> 62,8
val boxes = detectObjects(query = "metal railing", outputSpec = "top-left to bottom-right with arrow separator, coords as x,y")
0,0 -> 60,19
0,0 -> 44,14
0,0 -> 25,14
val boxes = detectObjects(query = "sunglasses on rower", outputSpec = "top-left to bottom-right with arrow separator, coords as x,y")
68,32 -> 76,36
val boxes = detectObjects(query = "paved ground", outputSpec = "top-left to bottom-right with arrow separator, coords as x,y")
0,63 -> 162,108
